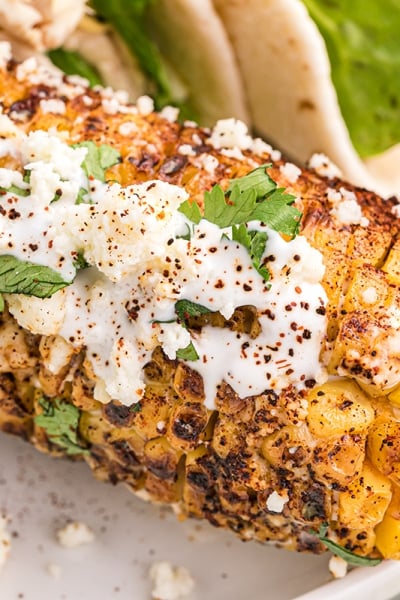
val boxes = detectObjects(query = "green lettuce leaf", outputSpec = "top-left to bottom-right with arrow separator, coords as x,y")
302,0 -> 400,157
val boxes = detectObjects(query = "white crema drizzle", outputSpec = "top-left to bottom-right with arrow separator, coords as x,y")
0,128 -> 328,408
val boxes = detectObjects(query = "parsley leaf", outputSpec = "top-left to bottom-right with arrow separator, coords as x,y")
35,396 -> 89,456
0,255 -> 70,298
73,141 -> 121,182
176,341 -> 199,361
175,299 -> 211,324
313,524 -> 382,567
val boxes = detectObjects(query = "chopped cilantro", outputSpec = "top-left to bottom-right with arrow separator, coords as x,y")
176,341 -> 199,361
35,396 -> 89,456
313,524 -> 382,567
179,164 -> 302,281
75,187 -> 90,205
0,255 -> 70,298
130,402 -> 142,413
72,141 -> 121,182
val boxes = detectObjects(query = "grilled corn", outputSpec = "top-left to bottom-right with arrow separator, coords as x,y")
1,47 -> 400,562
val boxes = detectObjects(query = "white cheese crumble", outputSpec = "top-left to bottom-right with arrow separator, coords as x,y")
136,95 -> 155,116
329,187 -> 369,227
56,521 -> 95,548
118,121 -> 138,136
149,561 -> 194,600
266,490 -> 289,513
160,106 -> 180,123
361,286 -> 378,305
39,99 -> 66,115
195,153 -> 219,175
0,42 -> 11,69
178,144 -> 196,157
0,516 -> 11,570
279,162 -> 302,184
392,204 -> 400,218
328,555 -> 348,579
208,118 -> 253,151
308,153 -> 342,179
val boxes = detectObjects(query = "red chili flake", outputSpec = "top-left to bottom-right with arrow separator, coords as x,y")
295,286 -> 302,294
290,322 -> 298,331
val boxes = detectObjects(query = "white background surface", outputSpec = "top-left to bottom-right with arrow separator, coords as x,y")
1,433 -> 400,600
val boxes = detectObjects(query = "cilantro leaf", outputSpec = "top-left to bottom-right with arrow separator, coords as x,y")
203,184 -> 258,228
0,255 -> 70,298
175,299 -> 211,325
178,199 -> 202,224
35,397 -> 89,456
313,524 -> 382,567
232,225 -> 270,281
73,141 -> 121,182
75,187 -> 90,205
176,341 -> 199,361
251,188 -> 301,238
227,165 -> 276,197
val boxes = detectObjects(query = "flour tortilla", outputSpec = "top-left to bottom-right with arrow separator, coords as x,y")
146,0 -> 249,125
213,0 -> 400,196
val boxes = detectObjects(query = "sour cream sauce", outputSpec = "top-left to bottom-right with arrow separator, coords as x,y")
0,129 -> 328,408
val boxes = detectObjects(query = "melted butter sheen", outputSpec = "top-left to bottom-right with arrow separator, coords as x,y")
0,129 -> 328,407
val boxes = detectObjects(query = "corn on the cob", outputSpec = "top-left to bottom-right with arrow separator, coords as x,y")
1,49 -> 400,562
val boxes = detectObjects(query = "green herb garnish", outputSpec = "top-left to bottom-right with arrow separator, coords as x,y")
175,299 -> 211,324
35,397 -> 89,456
0,184 -> 29,197
72,141 -> 121,182
176,341 -> 199,361
0,255 -> 70,298
179,164 -> 301,282
73,252 -> 90,271
313,524 -> 382,567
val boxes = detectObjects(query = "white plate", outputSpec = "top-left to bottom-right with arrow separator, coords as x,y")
0,433 -> 400,600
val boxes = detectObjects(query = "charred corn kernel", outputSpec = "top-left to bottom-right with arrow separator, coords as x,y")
312,434 -> 366,487
307,380 -> 374,438
375,513 -> 400,559
382,238 -> 400,284
342,265 -> 392,313
338,462 -> 392,529
367,416 -> 400,485
388,385 -> 400,407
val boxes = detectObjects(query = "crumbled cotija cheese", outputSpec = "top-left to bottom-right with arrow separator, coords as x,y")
136,95 -> 155,116
39,98 -> 66,115
56,521 -> 95,548
328,555 -> 348,579
149,561 -> 194,600
279,162 -> 301,184
329,187 -> 369,227
266,491 -> 289,513
361,287 -> 378,305
308,153 -> 342,179
208,118 -> 252,150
